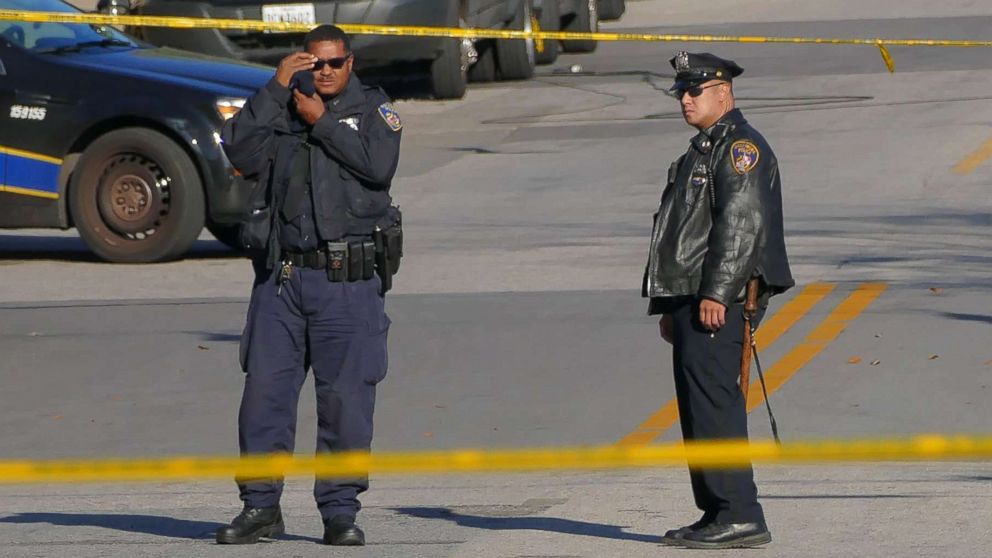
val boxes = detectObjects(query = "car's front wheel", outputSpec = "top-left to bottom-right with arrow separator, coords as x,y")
562,0 -> 598,53
597,0 -> 625,21
534,0 -> 561,65
69,128 -> 205,263
496,0 -> 536,80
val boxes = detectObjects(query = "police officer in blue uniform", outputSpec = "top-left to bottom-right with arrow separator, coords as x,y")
216,24 -> 402,546
644,52 -> 794,549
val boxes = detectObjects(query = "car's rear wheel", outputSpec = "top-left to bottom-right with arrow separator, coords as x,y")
534,0 -> 561,65
468,40 -> 497,82
562,0 -> 598,53
597,0 -> 624,21
69,128 -> 205,263
496,0 -> 536,80
431,37 -> 469,99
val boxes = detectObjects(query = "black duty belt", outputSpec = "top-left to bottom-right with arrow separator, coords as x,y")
283,249 -> 327,269
281,240 -> 378,283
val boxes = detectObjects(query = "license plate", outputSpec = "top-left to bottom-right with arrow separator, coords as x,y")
262,3 -> 316,30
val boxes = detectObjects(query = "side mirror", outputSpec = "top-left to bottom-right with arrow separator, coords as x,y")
96,0 -> 133,16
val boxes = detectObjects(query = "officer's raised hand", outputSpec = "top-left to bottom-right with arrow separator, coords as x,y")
293,89 -> 326,126
276,52 -> 317,88
699,298 -> 726,331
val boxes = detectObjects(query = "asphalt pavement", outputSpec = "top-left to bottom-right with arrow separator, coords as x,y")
3,1 -> 992,556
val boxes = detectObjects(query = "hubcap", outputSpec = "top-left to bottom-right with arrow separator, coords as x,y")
109,174 -> 153,224
459,18 -> 478,73
97,154 -> 171,238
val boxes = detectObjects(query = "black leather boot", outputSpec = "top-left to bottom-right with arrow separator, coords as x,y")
681,522 -> 771,549
322,515 -> 365,546
216,506 -> 285,544
660,515 -> 713,546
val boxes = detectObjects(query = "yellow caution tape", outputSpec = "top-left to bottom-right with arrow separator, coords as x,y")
1,435 -> 991,485
2,11 -> 992,48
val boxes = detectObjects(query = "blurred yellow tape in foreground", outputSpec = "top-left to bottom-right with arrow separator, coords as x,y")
2,435 -> 991,485
2,10 -> 992,48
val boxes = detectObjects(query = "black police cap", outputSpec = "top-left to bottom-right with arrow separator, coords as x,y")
669,51 -> 744,91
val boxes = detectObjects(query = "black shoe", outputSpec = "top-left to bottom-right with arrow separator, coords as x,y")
216,506 -> 285,544
660,517 -> 712,546
681,522 -> 771,549
323,515 -> 365,546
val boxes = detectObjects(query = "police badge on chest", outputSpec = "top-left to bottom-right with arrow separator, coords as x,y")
690,164 -> 708,187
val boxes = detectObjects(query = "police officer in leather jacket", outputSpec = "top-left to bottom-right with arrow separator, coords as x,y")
216,25 -> 401,547
643,51 -> 794,549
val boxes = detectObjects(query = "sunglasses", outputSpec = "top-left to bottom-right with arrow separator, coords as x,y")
312,54 -> 352,71
676,82 -> 725,99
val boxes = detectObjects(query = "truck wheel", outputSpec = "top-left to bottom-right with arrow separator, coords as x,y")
496,0 -> 536,80
597,0 -> 624,21
69,128 -> 205,263
468,40 -> 497,83
534,0 -> 561,65
562,0 -> 598,53
431,37 -> 469,99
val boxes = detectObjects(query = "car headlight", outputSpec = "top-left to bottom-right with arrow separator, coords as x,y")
216,98 -> 246,121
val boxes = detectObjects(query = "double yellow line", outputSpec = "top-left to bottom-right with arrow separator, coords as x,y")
618,282 -> 886,446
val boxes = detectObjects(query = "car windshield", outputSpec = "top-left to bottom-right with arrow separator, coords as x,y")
0,0 -> 139,53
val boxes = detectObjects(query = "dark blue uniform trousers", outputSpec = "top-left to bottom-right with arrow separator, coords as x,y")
237,264 -> 389,520
670,300 -> 766,525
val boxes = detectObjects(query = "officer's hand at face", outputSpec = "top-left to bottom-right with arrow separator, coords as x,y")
276,52 -> 317,88
699,298 -> 726,332
659,314 -> 674,344
293,89 -> 326,126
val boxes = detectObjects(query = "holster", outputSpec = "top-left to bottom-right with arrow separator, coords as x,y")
373,206 -> 403,295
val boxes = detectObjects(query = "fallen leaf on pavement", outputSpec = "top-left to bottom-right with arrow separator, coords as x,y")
928,355 -> 939,360
847,356 -> 862,364
929,287 -> 943,295
870,359 -> 881,366
197,345 -> 209,350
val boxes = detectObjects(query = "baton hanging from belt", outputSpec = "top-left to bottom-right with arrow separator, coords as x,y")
741,277 -> 781,445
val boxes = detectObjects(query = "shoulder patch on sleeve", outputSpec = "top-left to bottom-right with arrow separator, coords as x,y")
377,102 -> 402,132
730,140 -> 759,174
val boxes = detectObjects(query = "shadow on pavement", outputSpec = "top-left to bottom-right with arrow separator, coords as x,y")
0,236 -> 241,263
0,513 -> 319,543
391,507 -> 662,543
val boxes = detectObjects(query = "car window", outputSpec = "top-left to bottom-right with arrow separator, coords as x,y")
0,0 -> 137,51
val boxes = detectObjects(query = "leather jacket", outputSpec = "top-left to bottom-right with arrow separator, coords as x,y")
643,109 -> 794,308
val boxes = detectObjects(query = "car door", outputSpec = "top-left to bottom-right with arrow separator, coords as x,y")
0,27 -> 75,228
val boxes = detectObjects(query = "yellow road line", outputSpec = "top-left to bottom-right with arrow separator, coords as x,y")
747,283 -> 887,412
0,434 -> 989,484
0,185 -> 60,200
616,283 -> 835,446
952,138 -> 992,175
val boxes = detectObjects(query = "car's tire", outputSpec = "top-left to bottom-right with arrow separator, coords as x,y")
69,128 -> 205,263
206,221 -> 242,251
534,0 -> 561,65
431,37 -> 468,99
496,0 -> 536,80
597,0 -> 624,21
468,40 -> 497,83
562,0 -> 598,53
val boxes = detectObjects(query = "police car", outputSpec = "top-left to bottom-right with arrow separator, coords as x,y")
0,0 -> 272,262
